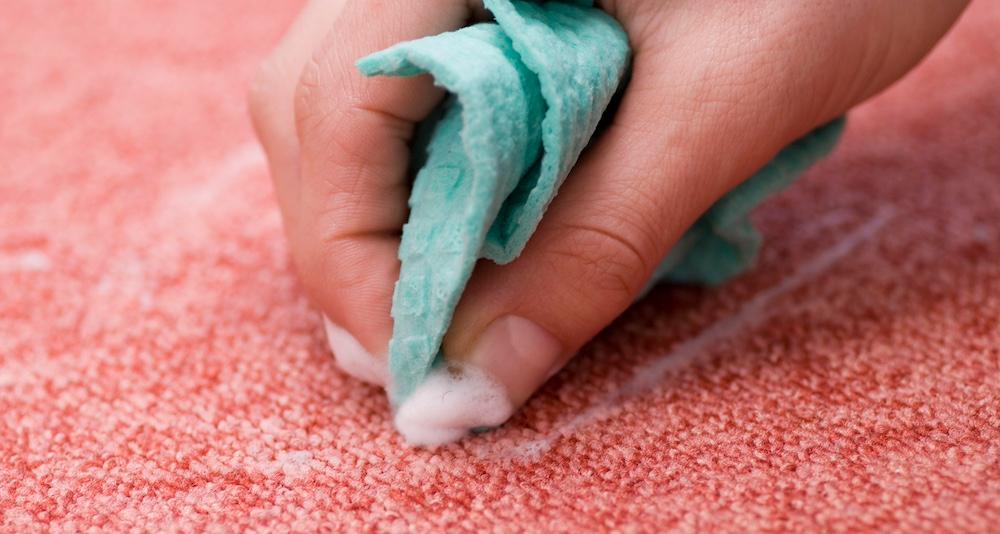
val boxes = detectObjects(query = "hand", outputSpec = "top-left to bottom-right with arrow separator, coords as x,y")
249,0 -> 968,432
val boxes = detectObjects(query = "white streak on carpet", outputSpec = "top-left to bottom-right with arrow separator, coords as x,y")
0,250 -> 52,273
175,142 -> 266,212
493,208 -> 895,461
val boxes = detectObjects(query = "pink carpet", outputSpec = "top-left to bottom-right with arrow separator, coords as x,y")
2,1 -> 999,531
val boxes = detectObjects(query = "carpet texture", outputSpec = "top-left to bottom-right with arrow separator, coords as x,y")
2,1 -> 998,531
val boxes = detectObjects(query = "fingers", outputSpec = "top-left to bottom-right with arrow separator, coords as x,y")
290,0 -> 475,381
250,0 -> 477,385
249,0 -> 348,220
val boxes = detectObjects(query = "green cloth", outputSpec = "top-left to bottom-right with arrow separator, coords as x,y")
358,0 -> 844,403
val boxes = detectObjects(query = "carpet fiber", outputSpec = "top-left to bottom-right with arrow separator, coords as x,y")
2,1 -> 998,531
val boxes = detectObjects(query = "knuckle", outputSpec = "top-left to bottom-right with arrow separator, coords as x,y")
292,58 -> 364,157
294,235 -> 367,302
293,57 -> 324,131
294,55 -> 342,138
545,214 -> 657,311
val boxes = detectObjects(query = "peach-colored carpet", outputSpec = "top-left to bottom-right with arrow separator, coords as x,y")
2,1 -> 998,531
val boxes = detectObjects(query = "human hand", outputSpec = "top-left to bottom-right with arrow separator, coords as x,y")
249,0 -> 968,436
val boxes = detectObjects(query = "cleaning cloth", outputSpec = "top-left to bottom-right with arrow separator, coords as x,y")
358,0 -> 845,404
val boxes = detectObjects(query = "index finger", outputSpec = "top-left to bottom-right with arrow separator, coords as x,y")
291,0 -> 477,383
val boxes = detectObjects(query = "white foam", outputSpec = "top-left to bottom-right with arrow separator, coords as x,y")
322,316 -> 388,387
394,363 -> 514,448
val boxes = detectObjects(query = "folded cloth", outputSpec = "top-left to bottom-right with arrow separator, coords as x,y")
358,0 -> 844,408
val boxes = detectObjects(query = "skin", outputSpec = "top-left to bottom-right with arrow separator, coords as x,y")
249,0 -> 969,415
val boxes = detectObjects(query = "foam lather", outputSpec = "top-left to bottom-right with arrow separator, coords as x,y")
358,0 -> 844,404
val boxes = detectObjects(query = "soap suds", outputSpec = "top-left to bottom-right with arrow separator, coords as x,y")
322,316 -> 387,387
394,363 -> 514,447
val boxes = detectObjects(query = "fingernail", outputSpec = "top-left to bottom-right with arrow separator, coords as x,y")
466,315 -> 563,406
322,315 -> 387,387
393,362 -> 513,448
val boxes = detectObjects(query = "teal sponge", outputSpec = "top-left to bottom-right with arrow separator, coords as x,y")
358,0 -> 844,403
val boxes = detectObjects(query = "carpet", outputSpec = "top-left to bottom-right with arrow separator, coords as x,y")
2,1 -> 998,531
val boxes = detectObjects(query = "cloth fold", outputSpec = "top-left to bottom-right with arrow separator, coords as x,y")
358,0 -> 843,404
